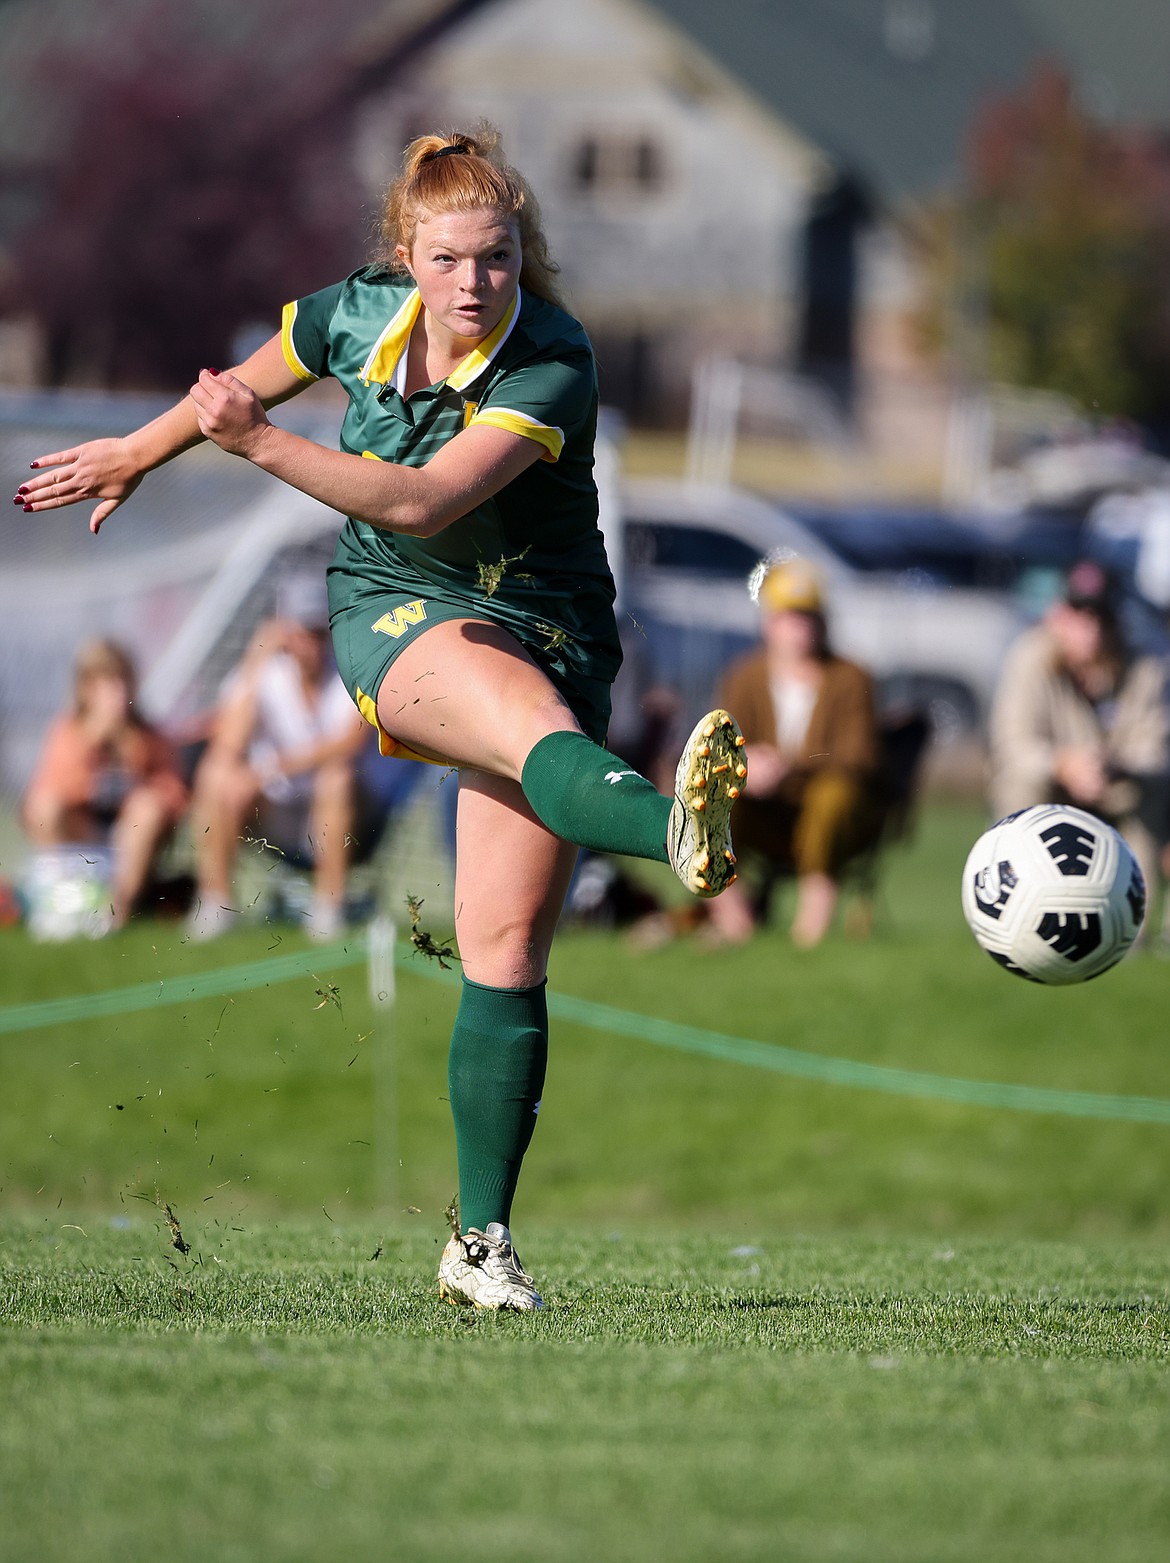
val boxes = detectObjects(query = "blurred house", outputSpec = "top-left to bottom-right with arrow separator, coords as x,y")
356,0 -> 1029,426
1,0 -> 1167,435
353,0 -> 1170,451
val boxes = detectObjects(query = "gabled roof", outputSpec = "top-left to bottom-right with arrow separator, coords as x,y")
1020,0 -> 1170,127
641,0 -> 1170,203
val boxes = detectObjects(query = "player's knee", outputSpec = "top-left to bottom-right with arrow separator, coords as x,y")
458,914 -> 550,983
119,784 -> 170,829
513,690 -> 580,761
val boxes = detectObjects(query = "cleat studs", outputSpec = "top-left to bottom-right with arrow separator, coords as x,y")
702,723 -> 715,739
693,775 -> 707,788
728,873 -> 738,885
736,764 -> 747,778
700,744 -> 711,758
728,786 -> 740,799
694,799 -> 707,813
735,735 -> 746,747
712,762 -> 730,774
725,850 -> 736,863
697,876 -> 709,891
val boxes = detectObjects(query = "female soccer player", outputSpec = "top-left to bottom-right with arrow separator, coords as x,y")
17,127 -> 745,1309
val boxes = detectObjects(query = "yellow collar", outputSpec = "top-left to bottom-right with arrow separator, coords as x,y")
359,288 -> 522,391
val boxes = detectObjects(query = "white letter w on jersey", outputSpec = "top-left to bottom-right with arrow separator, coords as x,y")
604,769 -> 638,785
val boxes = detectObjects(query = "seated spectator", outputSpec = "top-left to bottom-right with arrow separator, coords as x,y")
186,573 -> 371,942
989,559 -> 1169,898
704,558 -> 883,948
22,638 -> 188,930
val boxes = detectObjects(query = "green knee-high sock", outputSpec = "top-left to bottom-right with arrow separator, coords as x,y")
448,976 -> 549,1233
521,731 -> 672,862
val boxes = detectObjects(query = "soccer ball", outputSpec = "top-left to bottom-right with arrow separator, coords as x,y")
961,805 -> 1145,984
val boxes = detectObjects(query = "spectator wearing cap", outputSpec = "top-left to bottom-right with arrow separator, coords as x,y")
989,559 -> 1170,897
705,558 -> 882,948
186,574 -> 371,941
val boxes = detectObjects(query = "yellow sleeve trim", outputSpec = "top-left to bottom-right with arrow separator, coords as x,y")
468,407 -> 564,462
280,300 -> 318,383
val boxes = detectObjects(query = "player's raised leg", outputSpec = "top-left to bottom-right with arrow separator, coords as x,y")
376,618 -> 743,891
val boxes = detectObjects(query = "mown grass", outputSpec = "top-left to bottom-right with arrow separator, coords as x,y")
2,801 -> 1169,1238
2,799 -> 1169,1561
3,1223 -> 1169,1563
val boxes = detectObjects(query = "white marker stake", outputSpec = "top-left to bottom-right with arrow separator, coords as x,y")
367,917 -> 397,1214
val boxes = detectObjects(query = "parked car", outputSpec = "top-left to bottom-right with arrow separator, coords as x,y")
607,479 -> 1034,741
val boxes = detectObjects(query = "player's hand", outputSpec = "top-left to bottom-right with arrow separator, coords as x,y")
1054,745 -> 1107,804
243,617 -> 297,662
14,437 -> 145,534
744,742 -> 787,796
189,368 -> 271,460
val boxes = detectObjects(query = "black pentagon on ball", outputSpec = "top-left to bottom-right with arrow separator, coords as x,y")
1035,910 -> 1102,962
1127,865 -> 1147,928
1039,821 -> 1096,875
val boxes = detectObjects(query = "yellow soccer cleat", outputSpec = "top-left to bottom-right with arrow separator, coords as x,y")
666,709 -> 745,897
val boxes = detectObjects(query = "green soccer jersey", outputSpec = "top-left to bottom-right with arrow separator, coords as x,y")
281,266 -> 621,694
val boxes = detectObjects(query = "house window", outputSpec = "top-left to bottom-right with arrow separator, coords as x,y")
883,0 -> 935,62
569,133 -> 666,196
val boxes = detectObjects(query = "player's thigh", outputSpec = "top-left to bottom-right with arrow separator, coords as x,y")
375,619 -> 579,780
453,768 -> 579,987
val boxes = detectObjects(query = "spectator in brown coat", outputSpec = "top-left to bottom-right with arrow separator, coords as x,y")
705,558 -> 882,947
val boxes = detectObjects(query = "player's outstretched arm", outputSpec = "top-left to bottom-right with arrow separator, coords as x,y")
189,366 -> 544,538
16,335 -> 304,534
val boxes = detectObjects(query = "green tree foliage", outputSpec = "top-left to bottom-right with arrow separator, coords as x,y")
927,67 -> 1170,430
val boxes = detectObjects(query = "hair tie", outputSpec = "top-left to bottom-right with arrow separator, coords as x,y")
427,142 -> 470,162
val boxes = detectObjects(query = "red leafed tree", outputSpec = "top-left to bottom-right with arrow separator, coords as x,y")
4,0 -> 484,389
927,65 -> 1170,433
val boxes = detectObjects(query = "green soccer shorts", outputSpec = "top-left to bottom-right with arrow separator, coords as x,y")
327,578 -> 614,760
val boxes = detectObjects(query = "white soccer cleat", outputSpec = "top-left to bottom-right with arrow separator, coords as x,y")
303,898 -> 345,944
437,1222 -> 544,1311
184,900 -> 238,942
667,708 -> 745,897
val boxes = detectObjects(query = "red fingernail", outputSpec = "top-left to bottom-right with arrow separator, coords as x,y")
29,461 -> 38,469
17,485 -> 28,495
23,503 -> 32,512
207,367 -> 219,376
